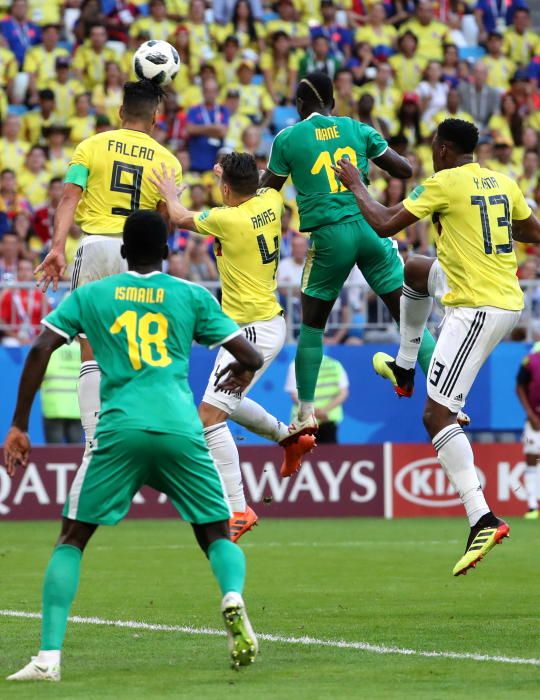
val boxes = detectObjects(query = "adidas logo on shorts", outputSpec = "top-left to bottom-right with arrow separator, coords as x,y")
411,337 -> 421,344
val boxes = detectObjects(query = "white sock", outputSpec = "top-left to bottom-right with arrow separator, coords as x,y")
524,464 -> 539,510
396,285 -> 433,370
36,650 -> 61,666
298,401 -> 315,422
433,425 -> 490,526
204,422 -> 246,512
230,398 -> 289,443
78,361 -> 101,443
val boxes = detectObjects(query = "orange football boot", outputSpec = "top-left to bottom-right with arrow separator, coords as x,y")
229,506 -> 258,543
279,433 -> 317,478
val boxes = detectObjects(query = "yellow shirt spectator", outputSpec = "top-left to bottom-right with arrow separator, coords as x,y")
185,22 -> 219,62
488,115 -> 514,145
359,83 -> 401,133
503,29 -> 539,66
0,138 -> 30,172
28,0 -> 62,24
432,109 -> 475,127
211,56 -> 243,88
265,19 -> 309,46
92,85 -> 123,128
129,17 -> 176,41
227,82 -> 274,122
48,146 -> 73,179
73,44 -> 117,89
225,111 -> 253,150
399,19 -> 449,61
260,50 -> 300,104
67,115 -> 97,145
178,84 -> 202,109
356,24 -> 397,50
0,45 -> 18,89
23,45 -> 69,90
18,168 -> 50,208
46,78 -> 80,120
389,54 -> 427,92
23,110 -> 59,145
482,55 -> 516,91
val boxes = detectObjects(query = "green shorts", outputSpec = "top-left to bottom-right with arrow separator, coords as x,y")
63,429 -> 231,526
301,217 -> 404,302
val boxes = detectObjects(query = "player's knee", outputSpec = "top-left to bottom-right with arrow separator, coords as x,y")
199,402 -> 228,428
192,521 -> 230,554
56,518 -> 97,552
404,256 -> 432,294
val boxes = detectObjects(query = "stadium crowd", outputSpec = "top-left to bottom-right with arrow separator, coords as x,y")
1,0 -> 540,346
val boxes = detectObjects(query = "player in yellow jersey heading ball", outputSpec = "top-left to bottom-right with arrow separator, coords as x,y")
151,153 -> 315,541
35,79 -> 182,486
334,119 -> 540,577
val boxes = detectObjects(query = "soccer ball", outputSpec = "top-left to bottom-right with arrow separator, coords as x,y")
133,40 -> 179,86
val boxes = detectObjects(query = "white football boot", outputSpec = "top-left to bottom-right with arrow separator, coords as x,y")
221,592 -> 258,669
7,657 -> 60,681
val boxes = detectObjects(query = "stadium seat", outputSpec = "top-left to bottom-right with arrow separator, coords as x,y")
459,46 -> 486,62
272,106 -> 299,133
7,104 -> 28,115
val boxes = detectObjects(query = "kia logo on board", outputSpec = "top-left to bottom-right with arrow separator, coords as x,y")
395,457 -> 486,507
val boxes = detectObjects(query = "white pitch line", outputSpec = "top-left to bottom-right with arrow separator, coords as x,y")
1,609 -> 539,667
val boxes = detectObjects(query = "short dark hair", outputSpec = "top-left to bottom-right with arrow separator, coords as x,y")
220,152 -> 259,196
49,177 -> 62,186
1,168 -> 15,177
39,88 -> 55,101
436,118 -> 479,154
296,71 -> 334,109
122,80 -> 164,121
123,210 -> 168,264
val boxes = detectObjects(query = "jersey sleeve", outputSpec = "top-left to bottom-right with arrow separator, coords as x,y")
193,287 -> 240,349
194,207 -> 225,238
364,124 -> 389,160
511,180 -> 533,221
403,175 -> 449,220
64,139 -> 92,189
268,127 -> 291,177
42,290 -> 84,342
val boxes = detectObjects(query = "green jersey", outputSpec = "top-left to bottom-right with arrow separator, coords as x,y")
43,271 -> 240,435
268,113 -> 388,232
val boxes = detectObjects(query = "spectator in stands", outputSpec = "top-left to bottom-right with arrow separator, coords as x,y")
130,0 -> 174,42
73,0 -> 106,45
474,0 -> 527,40
310,0 -> 353,61
359,62 -> 401,133
285,354 -> 349,443
225,0 -> 265,53
488,93 -> 524,146
0,114 -> 29,172
41,343 -> 83,444
277,235 -> 307,314
33,177 -> 63,244
47,56 -> 79,119
67,92 -> 97,145
0,0 -> 41,67
519,149 -> 539,201
261,31 -> 298,106
240,124 -> 265,155
457,62 -> 500,128
185,236 -> 219,282
399,0 -> 449,62
92,61 -> 124,128
357,93 -> 390,140
0,168 -> 29,223
186,78 -> 229,173
299,34 -> 341,81
0,231 -> 19,280
214,0 -> 263,25
17,145 -> 50,209
346,41 -> 376,86
213,35 -> 241,87
167,252 -> 188,279
232,59 -> 274,126
417,60 -> 448,127
356,3 -> 397,61
104,0 -> 138,44
334,68 -> 359,118
431,87 -> 475,128
440,43 -> 460,89
396,92 -> 422,148
389,30 -> 426,94
0,257 -> 49,345
44,124 -> 72,178
483,31 -> 516,92
279,204 -> 299,259
23,22 -> 67,97
73,22 -> 115,89
503,7 -> 539,67
267,0 -> 310,50
223,88 -> 251,149
489,136 -> 521,179
475,135 -> 494,167
23,88 -> 57,144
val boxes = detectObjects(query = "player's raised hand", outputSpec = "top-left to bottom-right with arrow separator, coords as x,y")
4,427 -> 31,477
34,248 -> 66,292
213,162 -> 223,179
332,158 -> 362,192
150,163 -> 185,201
215,362 -> 255,394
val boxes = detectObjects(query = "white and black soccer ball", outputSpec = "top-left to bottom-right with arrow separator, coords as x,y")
133,40 -> 180,86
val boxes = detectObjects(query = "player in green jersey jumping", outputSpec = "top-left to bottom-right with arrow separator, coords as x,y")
260,71 -> 438,437
4,211 -> 262,681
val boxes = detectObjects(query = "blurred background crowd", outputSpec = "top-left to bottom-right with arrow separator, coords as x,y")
1,0 -> 540,348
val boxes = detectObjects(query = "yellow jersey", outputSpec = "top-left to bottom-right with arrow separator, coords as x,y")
355,24 -> 397,49
73,45 -> 117,88
194,188 -> 283,324
23,46 -> 69,89
388,54 -> 427,92
65,128 -> 182,235
0,46 -> 18,88
502,29 -> 539,66
403,163 -> 530,310
398,19 -> 449,61
482,55 -> 516,91
129,17 -> 176,41
23,110 -> 59,144
0,138 -> 30,172
18,168 -> 51,208
45,78 -> 80,119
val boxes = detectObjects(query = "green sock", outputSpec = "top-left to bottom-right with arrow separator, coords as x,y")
417,327 -> 436,376
41,545 -> 82,650
295,323 -> 325,402
208,539 -> 245,596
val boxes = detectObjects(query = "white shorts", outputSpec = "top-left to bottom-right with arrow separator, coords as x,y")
427,258 -> 450,306
202,313 -> 287,414
427,301 -> 520,413
523,421 -> 540,455
71,235 -> 127,291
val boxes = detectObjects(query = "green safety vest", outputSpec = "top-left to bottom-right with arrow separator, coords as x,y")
291,356 -> 346,424
40,345 -> 81,420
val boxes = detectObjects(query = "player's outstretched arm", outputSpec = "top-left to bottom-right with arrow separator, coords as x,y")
512,213 -> 540,244
372,148 -> 413,179
259,169 -> 288,192
34,183 -> 82,292
4,328 -> 66,476
333,158 -> 419,236
216,335 -> 264,394
150,164 -> 197,231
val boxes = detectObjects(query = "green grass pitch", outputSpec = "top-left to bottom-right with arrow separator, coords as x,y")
1,518 -> 539,699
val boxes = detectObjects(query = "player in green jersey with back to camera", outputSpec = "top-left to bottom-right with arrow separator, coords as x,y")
4,210 -> 262,681
260,71 -> 442,438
